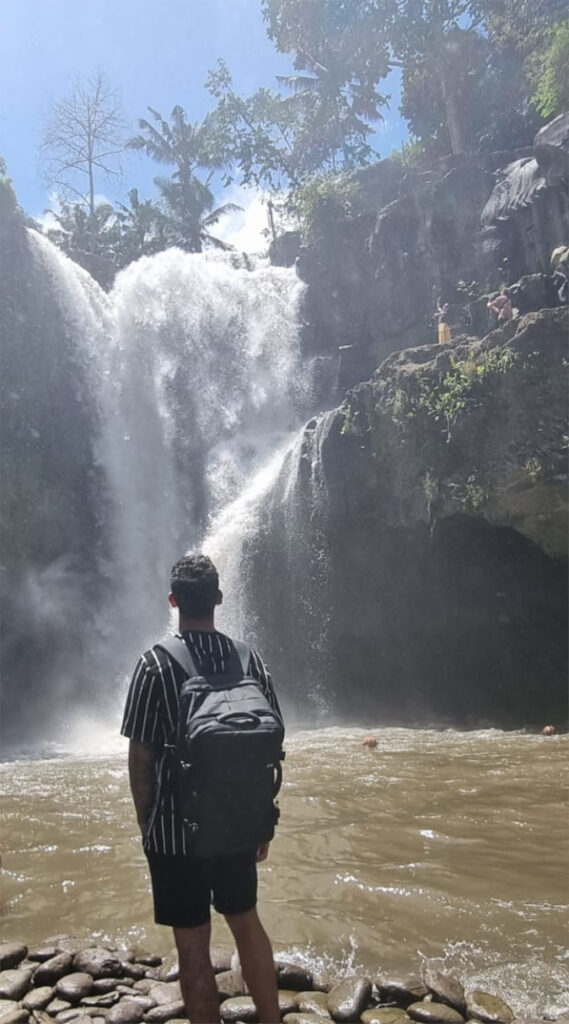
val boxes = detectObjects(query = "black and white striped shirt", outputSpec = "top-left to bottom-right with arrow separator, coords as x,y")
121,630 -> 283,855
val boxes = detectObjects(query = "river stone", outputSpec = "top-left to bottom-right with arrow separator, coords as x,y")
56,1016 -> 92,1024
147,984 -> 181,1007
56,1009 -> 101,1023
27,947 -> 61,963
423,969 -> 466,1015
155,957 -> 177,986
74,951 -> 122,981
377,979 -> 429,1008
47,999 -> 73,1013
284,1016 -> 330,1024
278,991 -> 300,1016
56,974 -> 95,1003
361,1010 -> 411,1024
106,999 -> 146,1024
22,987 -> 55,1010
143,1002 -> 185,1023
407,1001 -> 465,1023
121,965 -> 145,982
327,976 -> 372,1022
0,1001 -> 17,1017
35,954 -> 75,986
0,970 -> 34,1001
0,1011 -> 29,1024
465,992 -> 514,1024
219,995 -> 258,1022
132,983 -> 154,996
133,956 -> 161,969
216,971 -> 246,1000
211,949 -> 233,974
119,996 -> 154,1013
295,990 -> 331,1015
276,962 -> 313,991
0,947 -> 28,972
115,984 -> 135,994
81,991 -> 121,1008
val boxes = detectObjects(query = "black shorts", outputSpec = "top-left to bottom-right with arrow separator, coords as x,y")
146,851 -> 258,928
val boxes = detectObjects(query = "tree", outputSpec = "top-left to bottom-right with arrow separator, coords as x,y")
154,173 -> 241,252
531,20 -> 569,119
114,188 -> 166,266
46,199 -> 119,286
42,71 -> 126,219
400,27 -> 542,154
128,105 -> 240,251
263,0 -> 390,166
261,0 -> 558,156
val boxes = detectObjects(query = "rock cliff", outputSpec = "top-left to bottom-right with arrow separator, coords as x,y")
244,308 -> 568,727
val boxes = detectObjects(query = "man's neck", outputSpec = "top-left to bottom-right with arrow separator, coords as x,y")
178,615 -> 216,633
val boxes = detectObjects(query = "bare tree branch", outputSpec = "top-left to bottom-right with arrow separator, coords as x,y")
41,70 -> 126,217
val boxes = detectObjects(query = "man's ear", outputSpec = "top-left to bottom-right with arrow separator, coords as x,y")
216,589 -> 223,606
168,592 -> 178,608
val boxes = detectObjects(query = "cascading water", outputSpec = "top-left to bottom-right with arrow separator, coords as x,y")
4,231 -> 330,741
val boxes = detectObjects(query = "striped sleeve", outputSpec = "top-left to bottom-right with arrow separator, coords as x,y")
249,647 -> 284,729
121,653 -> 163,743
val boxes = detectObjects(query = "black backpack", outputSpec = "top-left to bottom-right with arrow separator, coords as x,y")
155,635 -> 285,858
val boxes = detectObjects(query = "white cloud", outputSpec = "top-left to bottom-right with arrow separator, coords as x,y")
214,186 -> 272,255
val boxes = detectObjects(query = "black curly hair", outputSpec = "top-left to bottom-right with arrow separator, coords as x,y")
170,553 -> 219,617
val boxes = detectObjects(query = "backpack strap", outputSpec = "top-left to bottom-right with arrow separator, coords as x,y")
154,635 -> 199,678
155,635 -> 251,678
233,639 -> 251,675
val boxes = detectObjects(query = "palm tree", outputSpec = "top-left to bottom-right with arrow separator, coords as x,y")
129,105 -> 240,252
154,175 -> 241,253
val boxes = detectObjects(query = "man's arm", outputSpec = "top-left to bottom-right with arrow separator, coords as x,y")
128,740 -> 157,834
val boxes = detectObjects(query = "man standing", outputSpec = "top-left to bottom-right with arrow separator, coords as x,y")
121,553 -> 283,1024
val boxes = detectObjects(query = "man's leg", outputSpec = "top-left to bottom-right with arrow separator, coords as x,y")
225,908 -> 280,1024
173,922 -> 220,1024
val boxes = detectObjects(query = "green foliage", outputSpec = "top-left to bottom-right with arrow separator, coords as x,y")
290,171 -> 361,243
531,21 -> 569,118
415,347 -> 517,441
422,469 -> 439,519
456,279 -> 482,301
522,456 -> 544,483
262,0 -> 390,168
340,404 -> 362,437
463,474 -> 489,511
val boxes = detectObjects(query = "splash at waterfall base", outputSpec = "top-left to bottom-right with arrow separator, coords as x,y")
0,938 -> 546,1024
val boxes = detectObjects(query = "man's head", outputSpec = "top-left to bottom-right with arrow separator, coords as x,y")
169,553 -> 222,621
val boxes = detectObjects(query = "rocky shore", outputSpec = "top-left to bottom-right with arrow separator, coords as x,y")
0,941 -> 563,1024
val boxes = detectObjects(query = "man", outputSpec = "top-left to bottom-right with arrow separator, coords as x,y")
121,553 -> 283,1024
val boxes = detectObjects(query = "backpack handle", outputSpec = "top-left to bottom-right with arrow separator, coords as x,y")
218,711 -> 261,728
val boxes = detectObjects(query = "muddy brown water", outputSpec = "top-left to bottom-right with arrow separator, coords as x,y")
1,726 -> 567,1017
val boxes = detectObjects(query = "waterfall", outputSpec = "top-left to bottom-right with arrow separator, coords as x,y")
4,233 -> 327,739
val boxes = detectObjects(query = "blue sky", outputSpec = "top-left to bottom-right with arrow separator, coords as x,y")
1,0 -> 408,226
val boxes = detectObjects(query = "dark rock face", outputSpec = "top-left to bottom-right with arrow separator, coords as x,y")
245,308 -> 568,727
285,118 -> 568,376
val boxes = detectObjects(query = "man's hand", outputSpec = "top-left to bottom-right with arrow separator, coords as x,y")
128,740 -> 157,836
256,842 -> 270,863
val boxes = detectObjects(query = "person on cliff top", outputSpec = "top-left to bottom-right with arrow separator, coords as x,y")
436,297 -> 452,344
487,287 -> 514,324
121,553 -> 284,1024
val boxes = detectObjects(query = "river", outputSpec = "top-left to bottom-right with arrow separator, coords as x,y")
1,726 -> 567,1017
